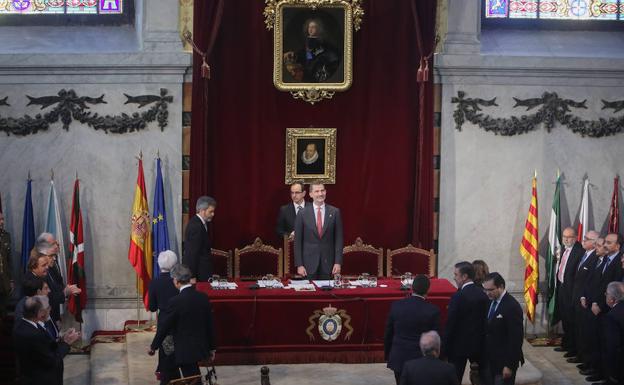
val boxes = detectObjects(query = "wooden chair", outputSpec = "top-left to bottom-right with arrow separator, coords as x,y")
283,235 -> 297,278
211,248 -> 233,279
386,244 -> 436,278
341,237 -> 383,277
234,237 -> 283,279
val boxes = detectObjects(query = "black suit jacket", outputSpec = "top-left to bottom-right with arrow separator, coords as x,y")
148,272 -> 178,314
46,268 -> 65,323
572,250 -> 597,310
443,282 -> 489,359
384,295 -> 440,372
13,318 -> 69,385
151,286 -> 216,365
484,292 -> 524,375
400,356 -> 459,385
294,204 -> 343,276
594,252 -> 624,313
558,242 -> 584,300
605,302 -> 624,383
183,215 -> 212,281
276,203 -> 302,238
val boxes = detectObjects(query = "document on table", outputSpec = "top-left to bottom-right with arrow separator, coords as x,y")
257,280 -> 285,288
210,282 -> 238,289
312,280 -> 334,288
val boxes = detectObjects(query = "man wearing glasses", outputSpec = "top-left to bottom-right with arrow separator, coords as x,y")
276,181 -> 307,240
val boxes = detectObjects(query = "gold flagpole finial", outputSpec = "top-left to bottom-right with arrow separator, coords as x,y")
534,169 -> 537,179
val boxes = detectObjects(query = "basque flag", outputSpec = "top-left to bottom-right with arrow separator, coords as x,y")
152,157 -> 170,279
67,178 -> 87,322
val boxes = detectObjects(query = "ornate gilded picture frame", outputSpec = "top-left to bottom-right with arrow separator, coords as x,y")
285,128 -> 336,184
264,0 -> 364,104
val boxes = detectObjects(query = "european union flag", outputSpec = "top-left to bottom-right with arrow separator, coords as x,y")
21,179 -> 35,273
152,158 -> 170,279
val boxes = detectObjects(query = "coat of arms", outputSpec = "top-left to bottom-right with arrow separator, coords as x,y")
306,304 -> 353,342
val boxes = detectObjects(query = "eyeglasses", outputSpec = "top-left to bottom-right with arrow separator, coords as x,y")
290,191 -> 303,195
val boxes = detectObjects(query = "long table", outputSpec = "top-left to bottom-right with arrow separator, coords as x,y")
197,278 -> 456,365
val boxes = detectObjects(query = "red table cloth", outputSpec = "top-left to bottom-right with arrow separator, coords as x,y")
197,278 -> 456,365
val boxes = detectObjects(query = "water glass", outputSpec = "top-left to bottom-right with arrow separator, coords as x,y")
333,274 -> 342,288
369,276 -> 378,288
218,278 -> 227,290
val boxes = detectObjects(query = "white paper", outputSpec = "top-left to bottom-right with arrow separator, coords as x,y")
257,280 -> 284,288
288,280 -> 311,285
210,282 -> 238,290
312,280 -> 334,288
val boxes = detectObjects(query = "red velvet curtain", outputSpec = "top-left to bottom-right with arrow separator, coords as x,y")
190,0 -> 436,251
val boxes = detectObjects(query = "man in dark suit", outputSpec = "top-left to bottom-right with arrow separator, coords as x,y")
276,181 -> 307,239
294,183 -> 343,279
400,331 -> 458,385
482,272 -> 524,385
443,261 -> 489,382
149,264 -> 216,378
571,230 -> 599,368
584,233 -> 624,383
604,281 -> 624,385
385,274 -> 440,384
554,227 -> 585,357
183,196 -> 216,282
13,295 -> 80,385
148,250 -> 180,385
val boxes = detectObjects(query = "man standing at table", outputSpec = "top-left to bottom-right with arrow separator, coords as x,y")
276,181 -> 307,240
294,182 -> 343,280
385,274 -> 440,385
183,196 -> 216,282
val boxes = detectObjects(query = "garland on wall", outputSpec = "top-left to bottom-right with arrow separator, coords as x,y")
452,91 -> 624,137
0,88 -> 173,136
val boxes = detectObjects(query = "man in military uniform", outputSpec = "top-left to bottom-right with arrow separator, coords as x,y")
0,211 -> 13,316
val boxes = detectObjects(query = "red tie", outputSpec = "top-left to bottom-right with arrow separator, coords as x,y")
316,207 -> 323,236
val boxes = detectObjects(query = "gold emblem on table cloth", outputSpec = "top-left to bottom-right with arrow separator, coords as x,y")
306,304 -> 353,342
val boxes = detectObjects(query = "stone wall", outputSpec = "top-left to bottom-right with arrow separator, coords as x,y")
435,0 -> 624,307
0,0 -> 190,338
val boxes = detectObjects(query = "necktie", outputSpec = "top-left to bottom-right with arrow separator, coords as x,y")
45,321 -> 58,340
488,300 -> 497,320
603,256 -> 613,273
297,205 -> 303,213
578,252 -> 589,271
558,248 -> 571,283
316,207 -> 323,236
595,257 -> 605,271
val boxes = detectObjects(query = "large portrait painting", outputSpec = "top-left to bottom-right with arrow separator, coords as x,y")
264,0 -> 364,104
285,128 -> 336,184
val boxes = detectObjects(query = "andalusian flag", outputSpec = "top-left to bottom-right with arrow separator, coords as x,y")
67,178 -> 87,322
577,178 -> 589,242
608,177 -> 619,233
128,158 -> 152,309
547,173 -> 562,325
520,174 -> 539,322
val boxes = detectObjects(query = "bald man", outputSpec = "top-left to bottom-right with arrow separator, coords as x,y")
554,227 -> 584,357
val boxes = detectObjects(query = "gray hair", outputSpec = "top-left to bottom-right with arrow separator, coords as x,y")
23,295 -> 49,319
606,281 -> 624,302
35,232 -> 55,255
196,196 -> 217,212
420,330 -> 441,357
171,264 -> 192,284
158,250 -> 178,272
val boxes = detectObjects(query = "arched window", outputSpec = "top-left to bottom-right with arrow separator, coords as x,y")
484,0 -> 623,22
0,0 -> 133,25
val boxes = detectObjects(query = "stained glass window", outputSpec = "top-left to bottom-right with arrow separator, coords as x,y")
484,0 -> 623,20
0,0 -> 123,14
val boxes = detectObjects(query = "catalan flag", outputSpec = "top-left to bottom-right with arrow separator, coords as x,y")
520,174 -> 539,322
128,158 -> 152,309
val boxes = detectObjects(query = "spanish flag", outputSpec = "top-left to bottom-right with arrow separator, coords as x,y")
128,158 -> 152,309
520,173 -> 539,322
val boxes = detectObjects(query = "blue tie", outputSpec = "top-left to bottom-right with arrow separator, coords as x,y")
488,300 -> 497,320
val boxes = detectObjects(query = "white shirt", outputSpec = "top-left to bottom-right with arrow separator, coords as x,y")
179,284 -> 192,292
196,213 -> 207,231
461,281 -> 474,289
313,203 -> 325,227
293,201 -> 306,213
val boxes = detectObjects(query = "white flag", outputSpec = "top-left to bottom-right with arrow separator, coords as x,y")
45,180 -> 67,282
577,178 -> 589,242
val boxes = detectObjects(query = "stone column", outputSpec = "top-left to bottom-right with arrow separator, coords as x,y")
143,0 -> 184,51
443,0 -> 481,54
